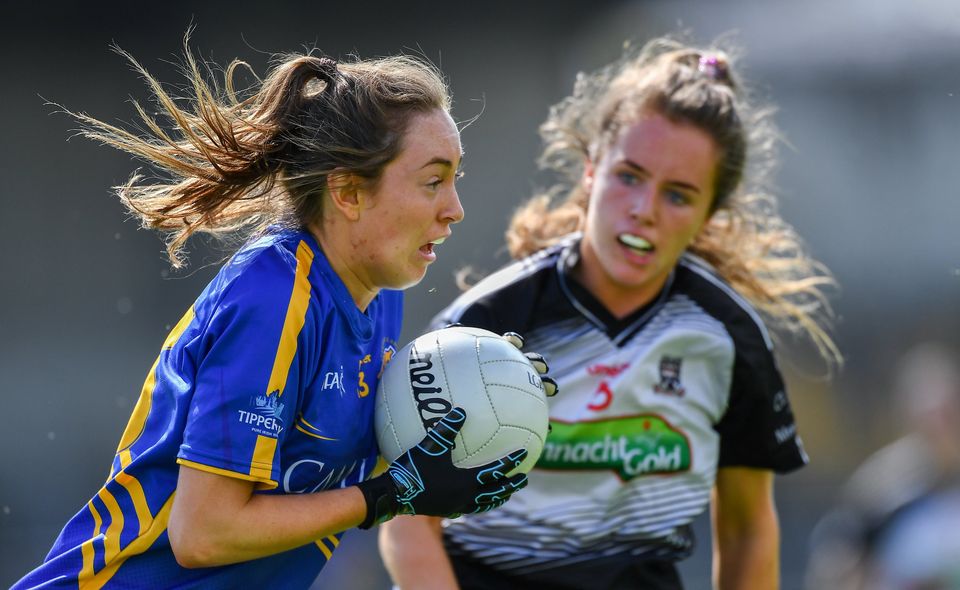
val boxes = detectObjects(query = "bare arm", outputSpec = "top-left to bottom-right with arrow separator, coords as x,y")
711,467 -> 780,590
380,515 -> 459,590
167,465 -> 367,568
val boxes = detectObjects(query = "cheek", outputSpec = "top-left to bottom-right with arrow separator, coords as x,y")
672,213 -> 709,249
585,184 -> 617,228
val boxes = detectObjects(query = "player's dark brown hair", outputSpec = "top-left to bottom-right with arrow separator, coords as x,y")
69,36 -> 451,267
507,36 -> 841,366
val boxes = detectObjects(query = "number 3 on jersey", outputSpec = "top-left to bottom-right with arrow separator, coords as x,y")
588,381 -> 613,411
358,354 -> 372,397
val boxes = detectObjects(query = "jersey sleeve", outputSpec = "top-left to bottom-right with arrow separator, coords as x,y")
714,321 -> 808,473
177,244 -> 317,489
429,301 -> 499,332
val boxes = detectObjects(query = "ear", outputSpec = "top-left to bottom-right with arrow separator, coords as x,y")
326,171 -> 362,222
582,157 -> 596,190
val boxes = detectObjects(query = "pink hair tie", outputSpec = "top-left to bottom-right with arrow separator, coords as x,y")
697,55 -> 728,81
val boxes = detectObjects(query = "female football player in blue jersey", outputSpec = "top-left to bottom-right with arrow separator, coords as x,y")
13,41 -> 543,589
381,37 -> 842,590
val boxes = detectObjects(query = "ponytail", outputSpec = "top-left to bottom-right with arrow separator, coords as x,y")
70,36 -> 450,267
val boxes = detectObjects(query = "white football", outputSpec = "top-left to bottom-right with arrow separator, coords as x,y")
375,326 -> 549,475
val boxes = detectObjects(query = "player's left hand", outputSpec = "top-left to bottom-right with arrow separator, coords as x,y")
356,407 -> 528,529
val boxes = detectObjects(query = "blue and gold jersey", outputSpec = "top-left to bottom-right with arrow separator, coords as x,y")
15,228 -> 402,589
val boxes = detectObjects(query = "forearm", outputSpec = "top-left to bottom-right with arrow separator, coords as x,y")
169,467 -> 367,567
380,515 -> 459,590
713,517 -> 779,590
712,467 -> 780,590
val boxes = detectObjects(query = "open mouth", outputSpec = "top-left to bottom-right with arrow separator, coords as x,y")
419,236 -> 447,256
618,233 -> 654,254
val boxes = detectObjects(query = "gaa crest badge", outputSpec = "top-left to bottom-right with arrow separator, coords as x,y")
653,356 -> 685,397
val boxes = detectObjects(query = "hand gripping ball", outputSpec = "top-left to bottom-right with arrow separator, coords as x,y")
374,326 -> 550,475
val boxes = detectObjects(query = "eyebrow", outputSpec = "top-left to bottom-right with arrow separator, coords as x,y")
419,153 -> 465,171
622,159 -> 702,194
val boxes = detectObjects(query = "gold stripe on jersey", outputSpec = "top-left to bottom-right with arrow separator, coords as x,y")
250,435 -> 279,480
115,307 -> 196,460
80,500 -> 104,581
81,472 -> 155,578
295,423 -> 337,440
315,539 -> 333,559
265,241 -> 314,398
114,471 -> 151,536
80,493 -> 175,589
176,458 -> 279,490
98,487 -> 124,567
295,414 -> 337,440
314,534 -> 340,560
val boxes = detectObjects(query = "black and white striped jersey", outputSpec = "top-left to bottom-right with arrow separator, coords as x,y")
433,235 -> 807,579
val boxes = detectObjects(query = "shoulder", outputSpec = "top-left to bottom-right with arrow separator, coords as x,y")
434,239 -> 566,330
673,254 -> 773,355
198,229 -> 316,318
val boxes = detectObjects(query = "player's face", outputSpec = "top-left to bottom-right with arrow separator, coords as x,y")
355,109 -> 464,292
577,111 -> 717,315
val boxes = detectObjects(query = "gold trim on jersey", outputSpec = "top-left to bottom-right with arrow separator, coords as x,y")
265,240 -> 314,398
176,458 -> 279,490
295,413 -> 338,440
78,493 -> 175,589
113,306 -> 196,475
314,534 -> 340,560
77,471 -> 173,587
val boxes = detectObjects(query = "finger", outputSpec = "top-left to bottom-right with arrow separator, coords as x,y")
475,448 -> 528,484
501,332 -> 524,349
420,407 -> 466,455
523,352 -> 548,375
541,376 -> 559,397
503,473 -> 528,492
474,475 -> 528,506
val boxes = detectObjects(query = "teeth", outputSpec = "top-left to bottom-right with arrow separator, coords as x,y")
619,234 -> 652,251
430,237 -> 446,245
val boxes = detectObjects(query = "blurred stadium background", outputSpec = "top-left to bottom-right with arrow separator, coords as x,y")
2,1 -> 959,588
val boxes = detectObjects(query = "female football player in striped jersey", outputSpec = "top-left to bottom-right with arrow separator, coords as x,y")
381,36 -> 841,590
14,40 -> 538,589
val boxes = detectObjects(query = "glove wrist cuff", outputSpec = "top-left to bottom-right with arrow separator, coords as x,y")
356,475 -> 399,529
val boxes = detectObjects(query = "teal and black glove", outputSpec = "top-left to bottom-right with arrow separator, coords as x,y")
357,407 -> 528,529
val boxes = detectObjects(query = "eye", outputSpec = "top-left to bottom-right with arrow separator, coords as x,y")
426,178 -> 443,191
617,171 -> 639,186
665,189 -> 690,206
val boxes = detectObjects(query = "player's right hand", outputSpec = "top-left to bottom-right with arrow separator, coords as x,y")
356,407 -> 528,529
501,331 -> 559,397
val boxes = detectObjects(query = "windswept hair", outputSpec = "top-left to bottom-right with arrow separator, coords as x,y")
507,36 -> 841,367
68,35 -> 451,267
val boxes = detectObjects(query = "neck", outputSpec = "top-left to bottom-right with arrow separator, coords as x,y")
308,222 -> 378,312
572,242 -> 665,319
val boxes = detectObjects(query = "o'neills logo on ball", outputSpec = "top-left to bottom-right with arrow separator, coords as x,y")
408,349 -> 451,430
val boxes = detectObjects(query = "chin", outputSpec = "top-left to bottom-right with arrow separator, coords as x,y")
388,270 -> 427,291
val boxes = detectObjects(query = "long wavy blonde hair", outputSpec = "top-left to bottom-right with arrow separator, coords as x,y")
68,35 -> 450,267
507,37 -> 841,367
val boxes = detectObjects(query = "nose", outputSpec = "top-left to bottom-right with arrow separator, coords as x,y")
442,187 -> 465,225
629,187 -> 657,224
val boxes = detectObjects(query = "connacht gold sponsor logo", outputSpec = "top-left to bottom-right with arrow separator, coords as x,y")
537,415 -> 691,480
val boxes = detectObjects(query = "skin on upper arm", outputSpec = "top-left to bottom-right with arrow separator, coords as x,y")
168,464 -> 368,568
168,466 -> 259,567
711,466 -> 780,590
